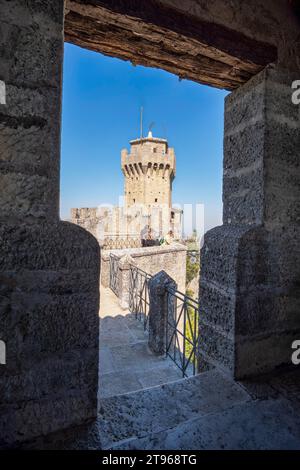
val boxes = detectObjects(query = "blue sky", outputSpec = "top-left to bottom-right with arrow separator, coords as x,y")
61,43 -> 228,233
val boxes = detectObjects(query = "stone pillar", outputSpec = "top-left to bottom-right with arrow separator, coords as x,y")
199,64 -> 300,379
0,1 -> 100,446
100,252 -> 110,288
118,254 -> 135,309
148,271 -> 177,355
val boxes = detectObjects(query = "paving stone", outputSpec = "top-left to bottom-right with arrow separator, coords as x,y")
113,398 -> 300,450
137,364 -> 182,388
98,370 -> 251,449
20,368 -> 300,450
108,342 -> 166,373
99,347 -> 116,375
99,371 -> 144,398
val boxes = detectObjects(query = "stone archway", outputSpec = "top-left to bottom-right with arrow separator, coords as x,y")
0,0 -> 299,447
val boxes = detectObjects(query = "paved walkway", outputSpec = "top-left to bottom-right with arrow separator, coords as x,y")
21,286 -> 300,449
24,367 -> 300,450
99,286 -> 182,398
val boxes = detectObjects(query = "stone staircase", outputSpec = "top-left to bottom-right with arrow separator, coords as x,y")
21,287 -> 300,449
21,366 -> 300,450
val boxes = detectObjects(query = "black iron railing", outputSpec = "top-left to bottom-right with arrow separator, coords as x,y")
129,266 -> 152,330
124,264 -> 200,377
109,253 -> 120,296
165,288 -> 200,377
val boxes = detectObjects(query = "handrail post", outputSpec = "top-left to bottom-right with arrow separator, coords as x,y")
148,270 -> 177,355
118,254 -> 136,309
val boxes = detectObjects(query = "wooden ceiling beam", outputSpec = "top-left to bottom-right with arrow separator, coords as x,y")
65,0 -> 278,90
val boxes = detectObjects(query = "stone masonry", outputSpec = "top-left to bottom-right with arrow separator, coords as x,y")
1,0 -> 300,449
122,131 -> 175,209
0,0 -> 100,446
199,65 -> 300,378
101,244 -> 187,296
71,131 -> 183,247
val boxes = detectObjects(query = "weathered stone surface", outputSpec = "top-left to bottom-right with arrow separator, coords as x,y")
0,0 -> 62,222
0,222 -> 100,446
98,370 -> 251,449
118,254 -> 135,309
200,65 -> 300,378
0,0 -> 100,447
1,0 -> 300,450
16,368 -> 300,450
102,244 -> 187,293
114,398 -> 300,450
98,306 -> 182,399
148,271 -> 177,355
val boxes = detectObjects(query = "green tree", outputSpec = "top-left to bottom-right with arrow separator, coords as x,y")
186,254 -> 199,285
184,288 -> 199,371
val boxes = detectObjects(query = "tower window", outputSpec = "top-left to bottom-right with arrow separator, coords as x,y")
155,198 -> 158,202
133,198 -> 136,203
153,147 -> 157,153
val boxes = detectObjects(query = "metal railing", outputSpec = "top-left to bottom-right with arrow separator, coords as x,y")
129,266 -> 152,330
165,288 -> 200,377
109,253 -> 120,296
127,265 -> 200,377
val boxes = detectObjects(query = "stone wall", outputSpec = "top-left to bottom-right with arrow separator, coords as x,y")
71,204 -> 182,247
0,0 -> 100,447
199,65 -> 300,378
101,244 -> 187,294
1,0 -> 300,448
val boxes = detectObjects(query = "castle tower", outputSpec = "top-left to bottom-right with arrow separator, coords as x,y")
121,130 -> 176,209
121,131 -> 181,238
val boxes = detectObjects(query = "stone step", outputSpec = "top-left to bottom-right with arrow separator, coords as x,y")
21,368 -> 300,450
98,370 -> 251,449
99,363 -> 183,398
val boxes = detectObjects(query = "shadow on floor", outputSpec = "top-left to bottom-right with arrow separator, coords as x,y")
99,312 -> 183,398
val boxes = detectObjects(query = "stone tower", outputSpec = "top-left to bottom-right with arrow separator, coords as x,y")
121,131 -> 180,238
71,131 -> 182,245
121,131 -> 176,209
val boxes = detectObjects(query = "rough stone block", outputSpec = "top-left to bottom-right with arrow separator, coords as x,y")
199,282 -> 235,334
200,225 -> 247,289
223,121 -> 265,173
0,172 -> 58,220
148,270 -> 177,355
198,320 -> 234,374
0,221 -> 100,445
235,330 -> 300,378
0,20 -> 62,87
0,123 -> 60,177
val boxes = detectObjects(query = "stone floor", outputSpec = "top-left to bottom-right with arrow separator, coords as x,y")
23,366 -> 300,450
19,286 -> 300,450
99,286 -> 183,398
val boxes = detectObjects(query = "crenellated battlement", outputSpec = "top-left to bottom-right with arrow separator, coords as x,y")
121,131 -> 176,208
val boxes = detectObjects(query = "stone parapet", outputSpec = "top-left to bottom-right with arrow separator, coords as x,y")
101,243 -> 187,294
